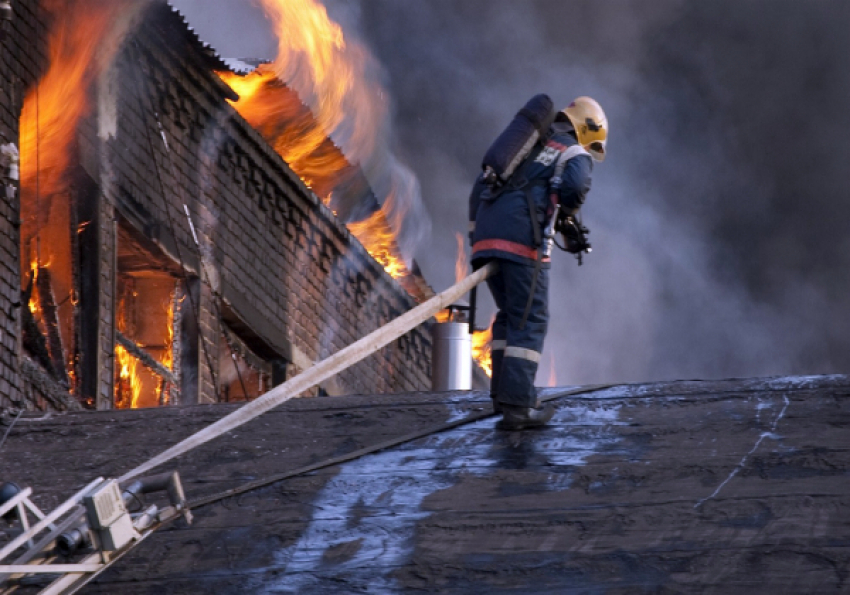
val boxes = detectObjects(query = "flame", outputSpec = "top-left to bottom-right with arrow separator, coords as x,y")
159,293 -> 174,405
115,293 -> 138,409
217,0 -> 417,284
159,296 -> 175,406
217,67 -> 351,197
431,314 -> 493,377
254,0 -> 382,166
346,210 -> 407,279
471,323 -> 493,378
433,311 -> 451,323
21,2 -> 109,201
161,299 -> 174,372
20,0 -> 139,202
21,0 -> 143,401
115,287 -> 176,409
115,342 -> 142,409
26,264 -> 41,324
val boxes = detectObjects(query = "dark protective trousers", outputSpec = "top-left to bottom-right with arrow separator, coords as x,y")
485,258 -> 549,408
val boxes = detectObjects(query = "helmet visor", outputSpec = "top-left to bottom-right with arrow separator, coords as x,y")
587,140 -> 606,162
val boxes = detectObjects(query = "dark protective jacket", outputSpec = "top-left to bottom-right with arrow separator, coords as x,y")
469,122 -> 593,266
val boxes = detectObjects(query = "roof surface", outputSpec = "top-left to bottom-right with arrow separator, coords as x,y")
162,1 -> 232,72
2,374 -> 848,593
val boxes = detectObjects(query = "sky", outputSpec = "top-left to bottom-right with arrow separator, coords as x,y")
169,0 -> 850,386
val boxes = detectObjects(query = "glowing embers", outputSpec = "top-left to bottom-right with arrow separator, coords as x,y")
114,273 -> 178,409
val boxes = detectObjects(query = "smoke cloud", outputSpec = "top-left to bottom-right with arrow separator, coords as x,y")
170,0 -> 850,385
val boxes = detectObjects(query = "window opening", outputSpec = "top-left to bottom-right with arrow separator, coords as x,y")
219,325 -> 272,402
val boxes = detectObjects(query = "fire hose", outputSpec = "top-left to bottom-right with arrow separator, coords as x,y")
186,382 -> 616,510
119,261 -> 499,483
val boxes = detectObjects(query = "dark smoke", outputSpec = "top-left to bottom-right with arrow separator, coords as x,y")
170,0 -> 850,385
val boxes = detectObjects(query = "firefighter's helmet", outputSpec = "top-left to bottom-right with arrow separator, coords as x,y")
562,96 -> 608,162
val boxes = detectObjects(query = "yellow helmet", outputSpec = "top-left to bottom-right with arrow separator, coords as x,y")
562,96 -> 608,162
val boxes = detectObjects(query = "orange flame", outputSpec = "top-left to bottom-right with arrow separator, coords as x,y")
346,210 -> 407,279
161,299 -> 174,372
256,0 -> 382,166
114,289 -> 175,409
22,0 -> 144,399
471,323 -> 493,378
217,67 -> 351,198
155,296 -> 175,407
217,0 -> 416,284
26,263 -> 41,326
21,3 -> 107,201
115,342 -> 142,409
20,0 -> 141,203
20,0 -> 124,358
115,293 -> 138,409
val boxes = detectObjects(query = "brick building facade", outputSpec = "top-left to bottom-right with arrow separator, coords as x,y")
0,0 -> 73,411
1,1 -> 434,411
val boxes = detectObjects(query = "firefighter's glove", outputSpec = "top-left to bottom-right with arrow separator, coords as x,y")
557,218 -> 591,255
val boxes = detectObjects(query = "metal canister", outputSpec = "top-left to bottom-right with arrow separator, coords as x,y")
431,321 -> 472,391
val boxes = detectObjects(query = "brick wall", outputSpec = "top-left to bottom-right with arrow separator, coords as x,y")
1,0 -> 81,412
1,1 -> 433,411
0,0 -> 68,411
82,3 -> 432,404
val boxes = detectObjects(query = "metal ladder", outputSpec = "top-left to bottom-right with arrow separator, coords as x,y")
0,472 -> 190,594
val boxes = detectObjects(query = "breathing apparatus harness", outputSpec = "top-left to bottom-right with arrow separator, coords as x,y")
479,130 -> 591,329
542,146 -> 592,264
513,143 -> 591,328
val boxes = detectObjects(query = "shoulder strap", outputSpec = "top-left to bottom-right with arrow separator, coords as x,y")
553,144 -> 590,171
518,143 -> 589,330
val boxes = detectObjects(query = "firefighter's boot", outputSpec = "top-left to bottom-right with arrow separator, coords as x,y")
497,403 -> 555,430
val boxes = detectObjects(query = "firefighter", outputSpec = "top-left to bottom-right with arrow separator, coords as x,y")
470,96 -> 607,430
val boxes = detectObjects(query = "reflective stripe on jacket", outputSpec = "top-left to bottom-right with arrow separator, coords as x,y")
469,123 -> 592,267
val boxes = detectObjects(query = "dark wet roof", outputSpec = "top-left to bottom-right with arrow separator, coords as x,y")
2,374 -> 848,593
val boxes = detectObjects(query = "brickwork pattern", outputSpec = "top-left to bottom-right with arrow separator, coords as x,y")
0,0 -> 47,410
2,2 -> 432,410
90,7 -> 432,401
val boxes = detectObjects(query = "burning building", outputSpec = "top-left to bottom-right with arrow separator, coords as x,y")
0,0 -> 442,412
